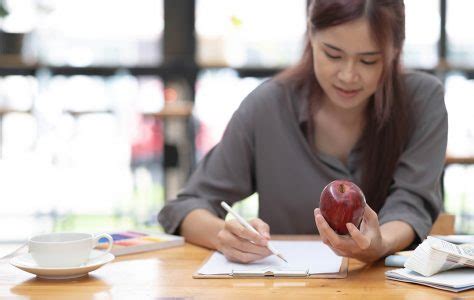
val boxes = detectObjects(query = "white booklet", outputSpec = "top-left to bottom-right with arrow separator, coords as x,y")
404,236 -> 474,277
195,241 -> 345,278
385,268 -> 474,293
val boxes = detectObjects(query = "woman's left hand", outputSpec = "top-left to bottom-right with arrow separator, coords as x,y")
314,205 -> 388,263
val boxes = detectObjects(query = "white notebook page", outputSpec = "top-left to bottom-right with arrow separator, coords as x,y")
198,241 -> 343,275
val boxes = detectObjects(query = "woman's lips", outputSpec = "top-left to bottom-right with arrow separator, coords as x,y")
334,85 -> 361,98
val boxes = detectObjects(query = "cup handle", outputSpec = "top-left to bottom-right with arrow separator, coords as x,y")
91,233 -> 114,259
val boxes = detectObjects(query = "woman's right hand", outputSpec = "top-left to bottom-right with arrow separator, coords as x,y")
215,218 -> 273,263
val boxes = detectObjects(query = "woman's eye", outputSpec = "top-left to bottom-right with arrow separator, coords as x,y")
361,60 -> 378,65
324,51 -> 341,60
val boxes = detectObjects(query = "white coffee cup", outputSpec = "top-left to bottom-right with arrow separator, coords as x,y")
28,232 -> 113,268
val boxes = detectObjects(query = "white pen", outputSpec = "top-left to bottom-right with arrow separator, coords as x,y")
220,201 -> 288,263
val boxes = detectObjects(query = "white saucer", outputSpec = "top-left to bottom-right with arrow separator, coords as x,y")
10,250 -> 115,280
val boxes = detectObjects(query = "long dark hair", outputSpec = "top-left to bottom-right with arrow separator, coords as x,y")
276,0 -> 412,212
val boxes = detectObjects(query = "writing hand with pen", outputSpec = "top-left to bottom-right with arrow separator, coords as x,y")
216,202 -> 287,264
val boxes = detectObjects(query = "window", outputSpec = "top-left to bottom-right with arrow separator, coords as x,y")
31,0 -> 163,66
403,0 -> 440,68
196,0 -> 306,67
0,74 -> 165,241
447,0 -> 474,67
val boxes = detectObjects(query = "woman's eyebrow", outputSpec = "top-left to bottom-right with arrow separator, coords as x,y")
323,42 -> 382,56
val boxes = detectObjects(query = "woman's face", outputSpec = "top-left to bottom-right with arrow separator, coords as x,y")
310,17 -> 385,113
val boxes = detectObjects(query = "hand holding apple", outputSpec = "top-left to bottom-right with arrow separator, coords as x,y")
319,180 -> 366,235
315,180 -> 415,262
315,181 -> 388,262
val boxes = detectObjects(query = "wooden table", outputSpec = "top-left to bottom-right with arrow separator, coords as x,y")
1,237 -> 472,299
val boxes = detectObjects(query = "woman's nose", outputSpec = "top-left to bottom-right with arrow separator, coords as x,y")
337,61 -> 359,83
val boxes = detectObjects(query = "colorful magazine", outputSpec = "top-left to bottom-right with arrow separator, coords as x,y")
97,230 -> 184,256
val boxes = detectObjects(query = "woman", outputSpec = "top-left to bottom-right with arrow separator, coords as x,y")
158,0 -> 447,263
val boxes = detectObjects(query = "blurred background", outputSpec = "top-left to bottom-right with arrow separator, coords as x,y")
0,0 -> 473,242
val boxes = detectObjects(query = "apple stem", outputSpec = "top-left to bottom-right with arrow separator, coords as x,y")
338,184 -> 345,193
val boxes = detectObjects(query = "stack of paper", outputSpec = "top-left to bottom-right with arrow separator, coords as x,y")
432,235 -> 474,244
385,268 -> 474,292
431,238 -> 474,268
385,236 -> 474,292
404,237 -> 467,276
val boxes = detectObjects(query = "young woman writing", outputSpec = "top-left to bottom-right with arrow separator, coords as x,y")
159,0 -> 447,263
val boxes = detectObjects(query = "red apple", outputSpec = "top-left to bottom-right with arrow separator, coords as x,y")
319,180 -> 366,235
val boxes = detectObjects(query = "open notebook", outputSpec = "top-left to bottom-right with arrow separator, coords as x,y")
194,241 -> 348,278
